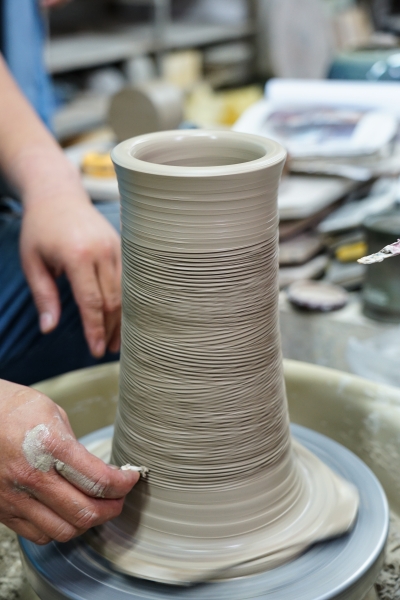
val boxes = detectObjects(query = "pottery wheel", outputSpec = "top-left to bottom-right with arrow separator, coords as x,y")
19,424 -> 388,600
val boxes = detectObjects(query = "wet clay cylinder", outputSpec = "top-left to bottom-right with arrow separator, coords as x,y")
86,131 -> 359,584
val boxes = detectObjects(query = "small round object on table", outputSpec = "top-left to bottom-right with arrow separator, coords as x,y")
287,280 -> 349,312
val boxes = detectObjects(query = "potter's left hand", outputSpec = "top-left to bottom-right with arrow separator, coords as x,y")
19,162 -> 122,358
0,55 -> 121,358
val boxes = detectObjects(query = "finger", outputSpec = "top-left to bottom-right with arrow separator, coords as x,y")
96,250 -> 121,347
3,516 -> 51,545
21,252 -> 61,334
65,262 -> 106,357
104,309 -> 121,351
56,405 -> 75,436
30,474 -> 125,530
16,495 -> 79,543
57,405 -> 70,426
52,440 -> 139,499
107,321 -> 121,354
96,249 -> 121,317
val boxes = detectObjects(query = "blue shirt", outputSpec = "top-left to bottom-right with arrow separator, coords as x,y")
3,0 -> 55,128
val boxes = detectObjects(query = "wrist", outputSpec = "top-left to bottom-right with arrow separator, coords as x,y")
10,145 -> 89,210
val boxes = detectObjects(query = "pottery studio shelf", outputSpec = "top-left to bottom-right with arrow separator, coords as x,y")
45,22 -> 255,74
48,21 -> 255,139
53,94 -> 109,140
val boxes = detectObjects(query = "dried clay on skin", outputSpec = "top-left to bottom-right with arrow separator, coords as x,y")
22,424 -> 54,472
54,460 -> 105,498
22,425 -> 106,497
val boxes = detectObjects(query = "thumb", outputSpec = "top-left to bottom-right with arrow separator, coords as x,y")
22,253 -> 61,334
53,439 -> 140,499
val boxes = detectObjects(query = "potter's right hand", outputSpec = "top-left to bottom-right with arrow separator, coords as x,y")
0,379 -> 139,544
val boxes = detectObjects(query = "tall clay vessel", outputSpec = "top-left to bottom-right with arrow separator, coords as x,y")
86,131 -> 358,584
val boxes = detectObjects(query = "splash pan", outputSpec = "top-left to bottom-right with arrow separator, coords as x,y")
20,423 -> 388,600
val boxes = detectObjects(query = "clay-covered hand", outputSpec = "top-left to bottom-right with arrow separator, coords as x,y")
0,379 -> 139,544
19,165 -> 122,358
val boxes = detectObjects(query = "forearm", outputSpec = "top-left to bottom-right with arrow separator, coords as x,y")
0,54 -> 87,208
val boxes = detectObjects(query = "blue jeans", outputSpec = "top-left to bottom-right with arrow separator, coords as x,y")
0,200 -> 120,385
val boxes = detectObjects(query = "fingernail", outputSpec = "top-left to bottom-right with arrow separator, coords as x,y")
121,465 -> 149,479
93,340 -> 105,357
40,312 -> 54,333
108,464 -> 119,470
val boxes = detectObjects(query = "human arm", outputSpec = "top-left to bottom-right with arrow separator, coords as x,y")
0,54 -> 121,357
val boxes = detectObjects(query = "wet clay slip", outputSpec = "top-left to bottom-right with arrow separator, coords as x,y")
85,131 -> 359,584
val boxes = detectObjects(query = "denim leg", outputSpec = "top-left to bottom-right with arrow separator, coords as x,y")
0,201 -> 121,385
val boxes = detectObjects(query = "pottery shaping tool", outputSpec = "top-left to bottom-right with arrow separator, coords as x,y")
358,239 -> 400,264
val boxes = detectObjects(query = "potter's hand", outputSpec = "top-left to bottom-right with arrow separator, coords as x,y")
19,165 -> 122,358
0,379 -> 139,544
0,56 -> 121,356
